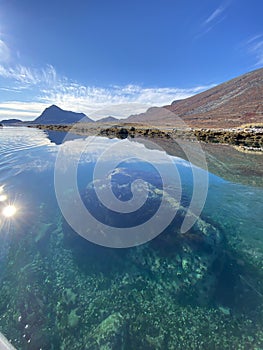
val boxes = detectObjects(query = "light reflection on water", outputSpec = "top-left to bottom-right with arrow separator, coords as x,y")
0,126 -> 262,349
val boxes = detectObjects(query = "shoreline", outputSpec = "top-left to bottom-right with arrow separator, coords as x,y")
28,123 -> 263,152
26,123 -> 263,188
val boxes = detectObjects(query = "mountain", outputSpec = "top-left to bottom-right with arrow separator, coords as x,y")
33,105 -> 94,124
127,68 -> 263,128
0,119 -> 23,125
97,116 -> 118,123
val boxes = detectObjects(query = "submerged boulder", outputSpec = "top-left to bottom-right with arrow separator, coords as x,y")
85,313 -> 126,349
68,166 -> 225,305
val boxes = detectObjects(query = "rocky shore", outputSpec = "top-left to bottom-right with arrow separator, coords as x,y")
29,123 -> 263,151
193,126 -> 263,151
27,123 -> 263,188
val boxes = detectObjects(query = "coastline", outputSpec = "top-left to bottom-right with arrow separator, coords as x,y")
28,122 -> 263,152
26,123 -> 263,188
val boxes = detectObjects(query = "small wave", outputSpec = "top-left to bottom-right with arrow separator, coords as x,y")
0,127 -> 54,183
0,127 -> 50,154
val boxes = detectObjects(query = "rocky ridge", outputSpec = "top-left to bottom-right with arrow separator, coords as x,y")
127,68 -> 263,128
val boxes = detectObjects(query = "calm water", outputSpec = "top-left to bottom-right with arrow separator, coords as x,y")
0,127 -> 263,349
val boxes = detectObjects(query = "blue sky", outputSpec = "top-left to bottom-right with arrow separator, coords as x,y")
0,0 -> 262,121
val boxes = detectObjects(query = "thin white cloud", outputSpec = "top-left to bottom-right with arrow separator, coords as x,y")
0,101 -> 46,113
0,109 -> 39,119
0,61 -> 215,121
198,4 -> 228,36
0,87 -> 22,92
0,63 -> 57,86
0,101 -> 48,112
204,6 -> 225,25
246,34 -> 263,66
41,82 -> 215,120
246,34 -> 263,45
0,39 -> 10,63
0,101 -> 48,120
0,39 -> 216,121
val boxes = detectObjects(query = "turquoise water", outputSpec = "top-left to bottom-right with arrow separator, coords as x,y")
0,127 -> 263,349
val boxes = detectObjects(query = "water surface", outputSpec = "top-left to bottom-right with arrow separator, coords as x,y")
0,127 -> 263,349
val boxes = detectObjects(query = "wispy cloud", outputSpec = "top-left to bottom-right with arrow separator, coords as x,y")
0,34 -> 217,121
245,34 -> 263,67
0,63 -> 57,87
199,4 -> 228,35
41,82 -> 214,120
0,108 -> 41,120
0,101 -> 48,120
0,39 -> 10,63
204,6 -> 225,25
0,60 -> 215,121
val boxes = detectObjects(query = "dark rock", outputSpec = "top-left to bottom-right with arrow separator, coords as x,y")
117,128 -> 129,139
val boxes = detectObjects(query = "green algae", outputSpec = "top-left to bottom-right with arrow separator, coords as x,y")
68,309 -> 80,328
0,199 -> 263,349
0,129 -> 263,349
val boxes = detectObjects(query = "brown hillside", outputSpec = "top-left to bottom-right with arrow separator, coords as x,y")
127,68 -> 263,128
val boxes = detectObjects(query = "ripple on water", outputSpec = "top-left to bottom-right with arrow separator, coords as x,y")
0,127 -> 56,182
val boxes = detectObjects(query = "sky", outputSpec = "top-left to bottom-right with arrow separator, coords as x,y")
0,0 -> 263,121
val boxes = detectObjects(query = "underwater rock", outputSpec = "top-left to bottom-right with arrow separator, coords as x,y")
62,288 -> 77,306
182,257 -> 190,271
85,313 -> 126,349
35,223 -> 53,243
80,172 -> 224,305
218,306 -> 231,316
58,166 -> 226,310
68,308 -> 79,328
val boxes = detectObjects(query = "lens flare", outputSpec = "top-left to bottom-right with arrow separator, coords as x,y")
2,205 -> 17,218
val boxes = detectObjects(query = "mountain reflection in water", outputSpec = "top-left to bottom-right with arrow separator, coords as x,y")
0,127 -> 262,349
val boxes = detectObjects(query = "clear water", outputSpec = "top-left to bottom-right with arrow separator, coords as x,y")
0,127 -> 263,349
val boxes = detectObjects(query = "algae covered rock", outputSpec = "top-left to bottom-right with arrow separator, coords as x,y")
68,308 -> 79,328
85,313 -> 126,349
62,288 -> 77,306
80,167 -> 224,305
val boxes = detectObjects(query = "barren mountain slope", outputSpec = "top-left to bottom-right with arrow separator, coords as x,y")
127,68 -> 263,128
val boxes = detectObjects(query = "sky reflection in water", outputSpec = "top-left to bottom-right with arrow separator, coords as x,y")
0,127 -> 262,349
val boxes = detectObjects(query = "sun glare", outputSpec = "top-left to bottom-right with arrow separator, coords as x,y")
2,205 -> 17,218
